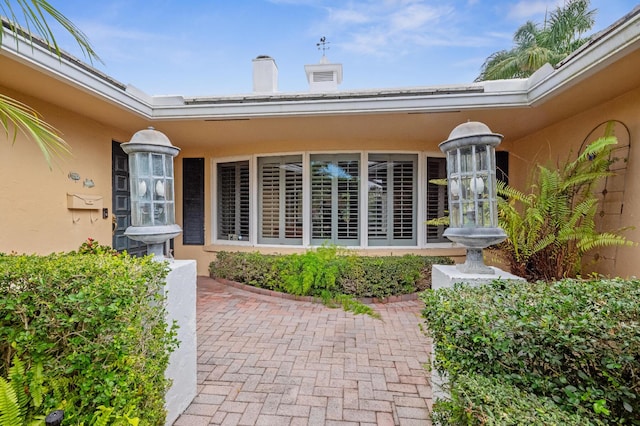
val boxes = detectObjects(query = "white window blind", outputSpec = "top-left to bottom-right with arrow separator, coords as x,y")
426,156 -> 448,243
258,156 -> 303,244
217,161 -> 249,241
311,154 -> 360,246
368,154 -> 417,246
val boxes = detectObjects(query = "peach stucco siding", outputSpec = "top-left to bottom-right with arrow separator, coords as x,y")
0,85 -> 125,255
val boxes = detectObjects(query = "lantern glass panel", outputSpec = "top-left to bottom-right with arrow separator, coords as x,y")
139,202 -> 153,226
152,154 -> 164,176
448,150 -> 458,174
165,180 -> 174,201
154,179 -> 165,200
460,147 -> 473,173
165,155 -> 174,178
475,145 -> 488,172
167,203 -> 175,224
450,202 -> 460,228
138,153 -> 150,176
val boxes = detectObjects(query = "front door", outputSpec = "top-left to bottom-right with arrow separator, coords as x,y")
112,141 -> 147,257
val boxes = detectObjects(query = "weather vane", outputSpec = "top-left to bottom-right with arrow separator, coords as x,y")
316,36 -> 330,55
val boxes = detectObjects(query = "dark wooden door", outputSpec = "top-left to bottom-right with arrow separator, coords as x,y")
112,141 -> 147,257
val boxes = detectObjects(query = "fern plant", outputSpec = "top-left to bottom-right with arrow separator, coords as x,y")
492,127 -> 634,281
0,355 -> 43,426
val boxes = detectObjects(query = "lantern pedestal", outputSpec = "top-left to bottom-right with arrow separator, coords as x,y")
125,224 -> 182,259
432,264 -> 525,290
443,226 -> 506,274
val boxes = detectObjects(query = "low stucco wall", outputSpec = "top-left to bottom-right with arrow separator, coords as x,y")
163,259 -> 197,426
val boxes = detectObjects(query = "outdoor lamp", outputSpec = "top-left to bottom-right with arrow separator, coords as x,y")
122,127 -> 182,259
439,121 -> 506,274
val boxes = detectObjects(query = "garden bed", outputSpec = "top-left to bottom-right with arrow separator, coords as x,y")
209,246 -> 454,300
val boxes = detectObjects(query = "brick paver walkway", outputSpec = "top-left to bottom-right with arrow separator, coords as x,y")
174,277 -> 433,426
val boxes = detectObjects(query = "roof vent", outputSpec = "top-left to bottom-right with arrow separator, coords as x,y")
305,59 -> 342,92
313,71 -> 335,82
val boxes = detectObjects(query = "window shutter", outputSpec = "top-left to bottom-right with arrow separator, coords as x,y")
182,158 -> 204,245
426,157 -> 448,243
496,151 -> 509,185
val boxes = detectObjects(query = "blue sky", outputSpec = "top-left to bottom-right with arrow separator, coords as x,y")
46,0 -> 638,96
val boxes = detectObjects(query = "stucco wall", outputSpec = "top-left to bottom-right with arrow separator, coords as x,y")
503,86 -> 640,278
0,85 -> 129,255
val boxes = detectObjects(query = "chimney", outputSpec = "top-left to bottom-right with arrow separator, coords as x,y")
304,55 -> 343,92
253,55 -> 278,93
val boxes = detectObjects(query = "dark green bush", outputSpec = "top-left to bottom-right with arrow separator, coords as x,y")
338,254 -> 439,298
433,372 -> 598,425
209,249 -> 453,299
212,251 -> 282,290
422,278 -> 640,424
0,252 -> 178,425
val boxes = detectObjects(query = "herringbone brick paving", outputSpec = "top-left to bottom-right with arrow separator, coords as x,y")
174,277 -> 433,425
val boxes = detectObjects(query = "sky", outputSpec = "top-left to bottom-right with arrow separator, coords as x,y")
41,0 -> 639,96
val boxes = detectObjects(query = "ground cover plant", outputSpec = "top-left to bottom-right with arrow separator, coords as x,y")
209,246 -> 452,316
421,278 -> 640,424
0,242 -> 178,425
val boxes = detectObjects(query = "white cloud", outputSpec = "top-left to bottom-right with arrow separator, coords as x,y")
389,4 -> 445,32
506,0 -> 563,20
316,1 -> 469,57
327,7 -> 371,25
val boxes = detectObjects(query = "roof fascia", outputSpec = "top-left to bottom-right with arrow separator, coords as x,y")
0,27 -> 153,118
527,10 -> 640,105
150,86 -> 530,119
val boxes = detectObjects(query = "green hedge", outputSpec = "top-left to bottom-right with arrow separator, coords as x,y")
0,252 -> 178,425
209,247 -> 453,299
421,278 -> 640,424
432,373 -> 596,425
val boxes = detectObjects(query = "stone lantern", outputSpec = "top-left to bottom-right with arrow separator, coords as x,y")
122,127 -> 181,259
439,121 -> 506,274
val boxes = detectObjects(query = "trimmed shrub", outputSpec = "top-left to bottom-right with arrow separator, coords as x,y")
421,278 -> 640,424
209,249 -> 453,299
0,252 -> 178,425
432,373 -> 597,425
338,254 -> 438,298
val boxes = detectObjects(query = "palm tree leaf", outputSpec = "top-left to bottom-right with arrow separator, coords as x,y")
0,94 -> 71,167
0,0 -> 101,64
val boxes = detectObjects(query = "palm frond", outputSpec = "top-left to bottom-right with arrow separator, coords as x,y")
0,94 -> 70,168
0,0 -> 101,64
476,0 -> 595,80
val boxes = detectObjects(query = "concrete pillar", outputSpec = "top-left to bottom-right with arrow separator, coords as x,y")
163,260 -> 197,426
